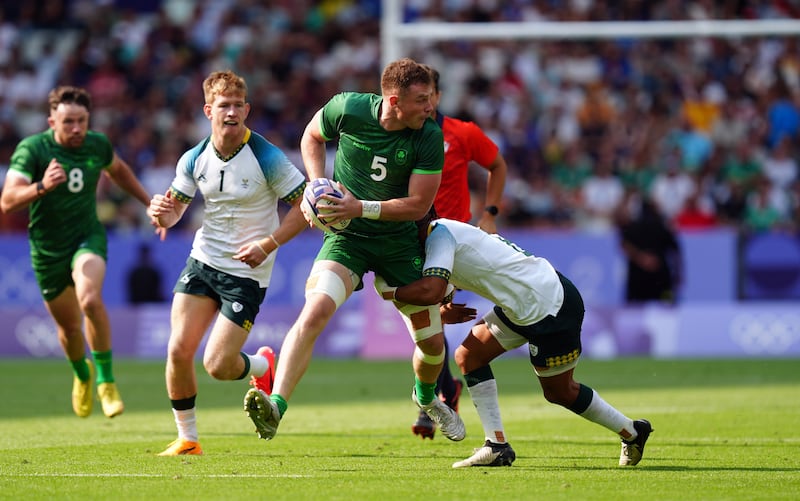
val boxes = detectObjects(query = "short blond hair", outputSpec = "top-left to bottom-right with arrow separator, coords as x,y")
202,70 -> 247,104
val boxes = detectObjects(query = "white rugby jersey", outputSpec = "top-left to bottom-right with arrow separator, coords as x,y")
423,218 -> 564,326
170,129 -> 305,287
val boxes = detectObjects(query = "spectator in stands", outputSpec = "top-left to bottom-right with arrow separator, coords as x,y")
126,243 -> 164,304
576,82 -> 615,161
649,149 -> 697,223
762,80 -> 800,150
674,191 -> 718,230
761,135 -> 798,194
743,176 -> 789,232
618,198 -> 683,304
578,147 -> 624,232
715,179 -> 749,227
1,2 -> 800,238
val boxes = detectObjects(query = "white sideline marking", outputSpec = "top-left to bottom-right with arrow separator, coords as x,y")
7,473 -> 311,478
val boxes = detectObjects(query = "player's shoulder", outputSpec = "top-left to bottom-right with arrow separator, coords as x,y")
418,116 -> 445,144
432,217 -> 472,235
246,129 -> 296,170
81,129 -> 112,148
245,128 -> 273,151
85,129 -> 109,141
334,91 -> 378,105
178,136 -> 211,168
17,130 -> 51,148
334,91 -> 379,115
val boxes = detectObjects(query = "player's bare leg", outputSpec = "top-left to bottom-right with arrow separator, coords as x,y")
246,261 -> 355,440
45,287 -> 93,417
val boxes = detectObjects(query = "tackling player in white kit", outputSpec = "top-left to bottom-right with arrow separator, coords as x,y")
375,217 -> 653,468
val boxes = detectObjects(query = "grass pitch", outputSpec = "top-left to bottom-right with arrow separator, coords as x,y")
1,357 -> 798,500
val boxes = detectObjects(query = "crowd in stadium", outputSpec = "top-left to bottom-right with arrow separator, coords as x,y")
1,0 -> 799,234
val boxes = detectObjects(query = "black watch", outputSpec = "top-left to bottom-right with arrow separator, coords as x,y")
484,205 -> 499,216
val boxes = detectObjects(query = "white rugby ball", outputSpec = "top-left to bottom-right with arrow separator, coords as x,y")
300,178 -> 351,233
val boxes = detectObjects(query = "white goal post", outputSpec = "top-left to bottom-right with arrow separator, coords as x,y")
381,0 -> 800,66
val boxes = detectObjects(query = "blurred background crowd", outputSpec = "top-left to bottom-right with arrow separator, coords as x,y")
0,0 -> 799,236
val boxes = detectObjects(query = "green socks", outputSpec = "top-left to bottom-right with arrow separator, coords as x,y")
270,394 -> 288,417
414,378 -> 437,406
91,350 -> 115,384
69,357 -> 91,381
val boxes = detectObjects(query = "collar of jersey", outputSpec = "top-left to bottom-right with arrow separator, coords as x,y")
212,128 -> 250,162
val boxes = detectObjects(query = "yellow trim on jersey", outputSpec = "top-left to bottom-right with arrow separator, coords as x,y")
282,181 -> 306,204
212,128 -> 251,162
169,186 -> 193,204
423,267 -> 451,281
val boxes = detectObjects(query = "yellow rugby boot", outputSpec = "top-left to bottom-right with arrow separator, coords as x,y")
97,382 -> 125,418
71,359 -> 95,418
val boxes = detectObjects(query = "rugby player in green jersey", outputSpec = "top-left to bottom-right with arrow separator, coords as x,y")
244,58 -> 466,442
1,86 -> 162,418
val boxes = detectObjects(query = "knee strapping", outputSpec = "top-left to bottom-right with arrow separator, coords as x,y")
414,346 -> 445,365
305,268 -> 347,308
396,303 -> 443,342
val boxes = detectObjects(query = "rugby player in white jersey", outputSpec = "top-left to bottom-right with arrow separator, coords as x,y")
375,217 -> 653,467
148,70 -> 308,456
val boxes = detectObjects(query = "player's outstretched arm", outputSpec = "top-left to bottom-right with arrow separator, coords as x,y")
105,152 -> 152,207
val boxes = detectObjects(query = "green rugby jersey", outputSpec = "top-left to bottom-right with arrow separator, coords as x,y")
8,129 -> 113,254
319,92 -> 444,236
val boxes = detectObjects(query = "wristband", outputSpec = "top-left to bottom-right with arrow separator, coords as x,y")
36,181 -> 46,196
361,200 -> 381,220
268,234 -> 281,248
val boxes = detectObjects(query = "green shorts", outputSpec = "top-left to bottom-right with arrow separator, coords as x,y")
173,257 -> 266,332
30,223 -> 108,301
316,228 -> 424,290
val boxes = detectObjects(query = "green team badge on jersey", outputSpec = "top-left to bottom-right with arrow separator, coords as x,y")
395,149 -> 408,165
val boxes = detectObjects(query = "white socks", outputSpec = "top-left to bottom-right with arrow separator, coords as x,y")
579,389 -> 636,439
467,379 -> 507,444
247,353 -> 269,377
173,408 -> 198,442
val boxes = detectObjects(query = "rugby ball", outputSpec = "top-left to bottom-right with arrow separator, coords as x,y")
300,178 -> 351,233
